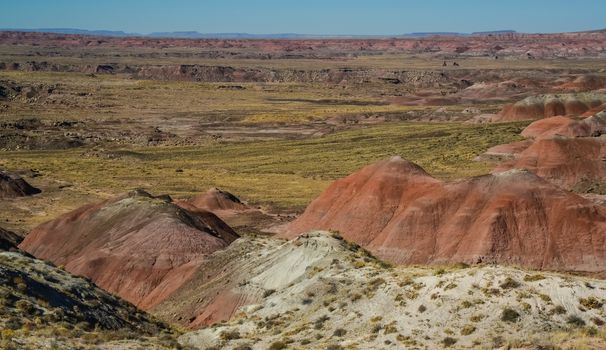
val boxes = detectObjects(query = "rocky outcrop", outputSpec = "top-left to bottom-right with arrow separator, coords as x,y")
0,170 -> 41,198
0,227 -> 23,252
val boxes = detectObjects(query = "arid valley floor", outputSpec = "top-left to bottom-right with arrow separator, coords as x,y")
2,30 -> 606,349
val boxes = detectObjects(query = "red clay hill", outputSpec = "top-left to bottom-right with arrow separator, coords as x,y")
19,190 -> 239,309
490,111 -> 606,190
279,156 -> 606,273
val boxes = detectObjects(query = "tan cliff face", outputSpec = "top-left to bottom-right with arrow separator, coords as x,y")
19,190 -> 239,310
279,157 -> 606,272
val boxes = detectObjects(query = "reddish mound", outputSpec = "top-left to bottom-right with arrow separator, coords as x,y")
279,157 -> 606,272
495,137 -> 606,189
520,116 -> 578,138
19,190 -> 239,309
0,170 -> 41,198
495,95 -> 604,122
555,75 -> 606,92
476,140 -> 533,161
521,112 -> 606,139
177,188 -> 249,215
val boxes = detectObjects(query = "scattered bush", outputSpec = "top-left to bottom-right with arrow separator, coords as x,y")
538,294 -> 552,303
384,324 -> 398,334
460,324 -> 476,336
552,305 -> 567,315
500,308 -> 520,323
499,277 -> 521,289
567,315 -> 586,327
442,337 -> 458,347
470,314 -> 484,322
418,305 -> 427,313
268,341 -> 287,350
262,289 -> 276,298
460,300 -> 473,308
523,274 -> 545,282
591,317 -> 605,326
220,330 -> 240,341
579,297 -> 603,310
333,328 -> 347,337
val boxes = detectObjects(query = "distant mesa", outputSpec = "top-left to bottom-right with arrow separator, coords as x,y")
278,156 -> 606,273
19,189 -> 239,309
0,169 -> 41,198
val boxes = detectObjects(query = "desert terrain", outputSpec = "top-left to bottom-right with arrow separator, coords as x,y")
2,29 -> 606,349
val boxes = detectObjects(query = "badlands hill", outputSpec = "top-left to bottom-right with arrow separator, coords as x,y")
490,111 -> 606,192
279,157 -> 606,272
19,190 -> 239,309
178,231 -> 606,349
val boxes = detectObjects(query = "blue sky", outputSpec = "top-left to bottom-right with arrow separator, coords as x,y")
2,0 -> 605,35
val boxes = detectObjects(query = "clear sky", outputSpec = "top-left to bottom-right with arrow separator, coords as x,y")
2,0 -> 605,35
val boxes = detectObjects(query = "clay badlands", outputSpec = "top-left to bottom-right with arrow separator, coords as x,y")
2,26 -> 606,350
